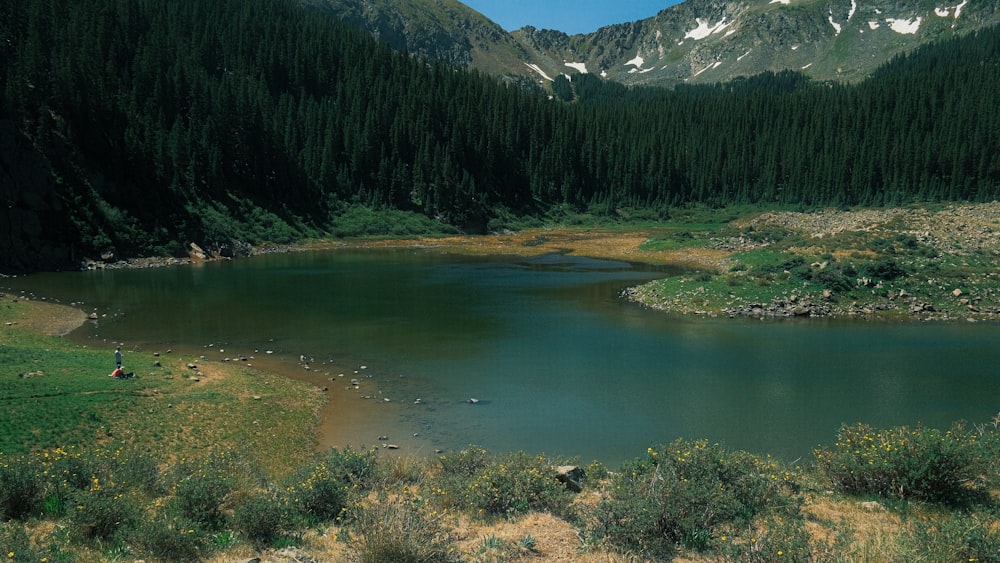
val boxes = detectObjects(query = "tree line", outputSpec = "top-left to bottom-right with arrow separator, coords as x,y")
1,0 -> 998,267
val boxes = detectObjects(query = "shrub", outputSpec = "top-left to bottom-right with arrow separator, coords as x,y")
283,447 -> 381,524
432,448 -> 573,519
346,494 -> 457,563
589,439 -> 791,559
325,447 -> 381,490
283,461 -> 350,523
0,455 -> 42,520
132,514 -> 205,562
720,516 -> 813,563
232,492 -> 293,549
114,448 -> 163,497
0,521 -> 41,562
815,422 -> 986,505
437,446 -> 492,477
46,447 -> 103,492
168,453 -> 243,530
860,258 -> 906,281
67,486 -> 142,542
904,513 -> 1000,562
459,451 -> 573,518
171,472 -> 233,530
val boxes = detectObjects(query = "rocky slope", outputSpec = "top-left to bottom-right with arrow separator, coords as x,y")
309,0 -> 1000,88
625,203 -> 1000,321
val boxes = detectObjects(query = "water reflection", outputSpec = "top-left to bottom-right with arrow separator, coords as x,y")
4,249 -> 1000,464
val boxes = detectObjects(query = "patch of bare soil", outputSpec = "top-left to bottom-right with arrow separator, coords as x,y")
348,229 -> 670,264
0,296 -> 87,336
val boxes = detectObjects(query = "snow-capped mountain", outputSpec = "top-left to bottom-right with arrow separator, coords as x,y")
308,0 -> 1000,87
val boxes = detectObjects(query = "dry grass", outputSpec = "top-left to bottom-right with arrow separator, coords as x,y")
1,296 -> 87,336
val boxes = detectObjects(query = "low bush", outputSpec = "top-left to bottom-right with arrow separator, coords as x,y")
326,446 -> 382,490
284,461 -> 350,523
167,452 -> 246,530
438,446 -> 492,477
232,491 -> 293,549
131,514 -> 205,562
346,493 -> 457,563
0,521 -> 41,563
589,439 -> 792,559
719,515 -> 813,563
815,422 -> 986,506
66,486 -> 142,542
0,455 -> 42,520
460,451 -> 573,519
904,513 -> 1000,562
432,448 -> 573,519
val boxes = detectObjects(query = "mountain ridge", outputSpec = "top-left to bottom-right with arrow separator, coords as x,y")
311,0 -> 1000,87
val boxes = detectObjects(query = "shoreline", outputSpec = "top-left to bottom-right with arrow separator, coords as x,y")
66,201 -> 1000,323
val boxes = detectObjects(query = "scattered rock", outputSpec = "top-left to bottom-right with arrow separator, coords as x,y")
554,465 -> 586,492
858,500 -> 886,512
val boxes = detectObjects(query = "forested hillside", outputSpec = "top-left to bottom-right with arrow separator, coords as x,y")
1,0 -> 999,272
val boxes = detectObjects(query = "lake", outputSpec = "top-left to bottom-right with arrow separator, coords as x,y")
5,248 -> 1000,465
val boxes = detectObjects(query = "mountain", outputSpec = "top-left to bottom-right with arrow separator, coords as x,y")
2,0 -> 999,272
312,0 -> 1000,87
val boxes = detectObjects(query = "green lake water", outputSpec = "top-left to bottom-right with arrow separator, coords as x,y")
5,248 -> 1000,464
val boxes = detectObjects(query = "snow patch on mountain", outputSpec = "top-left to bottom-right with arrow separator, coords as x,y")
524,63 -> 553,81
685,19 -> 730,41
887,17 -> 922,34
936,0 -> 969,18
565,61 -> 588,73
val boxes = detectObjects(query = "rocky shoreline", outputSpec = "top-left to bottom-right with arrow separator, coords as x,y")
622,203 -> 1000,322
65,203 -> 1000,322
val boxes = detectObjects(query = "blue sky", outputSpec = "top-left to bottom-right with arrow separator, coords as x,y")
460,1 -> 684,35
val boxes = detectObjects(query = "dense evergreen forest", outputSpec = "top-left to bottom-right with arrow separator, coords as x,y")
1,0 -> 999,271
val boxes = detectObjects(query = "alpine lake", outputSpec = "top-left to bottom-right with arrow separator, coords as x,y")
6,247 -> 1000,466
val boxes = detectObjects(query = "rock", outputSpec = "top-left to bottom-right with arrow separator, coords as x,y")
189,242 -> 207,260
858,500 -> 886,512
554,465 -> 586,492
262,547 -> 316,563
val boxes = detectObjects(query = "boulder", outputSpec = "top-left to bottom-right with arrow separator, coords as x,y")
554,465 -> 586,492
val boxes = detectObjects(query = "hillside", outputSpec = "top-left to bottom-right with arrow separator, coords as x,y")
316,0 -> 1000,87
2,0 -> 1000,273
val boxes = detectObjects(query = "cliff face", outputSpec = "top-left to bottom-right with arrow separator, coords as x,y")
313,0 -> 1000,87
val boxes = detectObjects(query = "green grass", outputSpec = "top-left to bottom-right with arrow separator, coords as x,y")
0,298 -> 323,475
